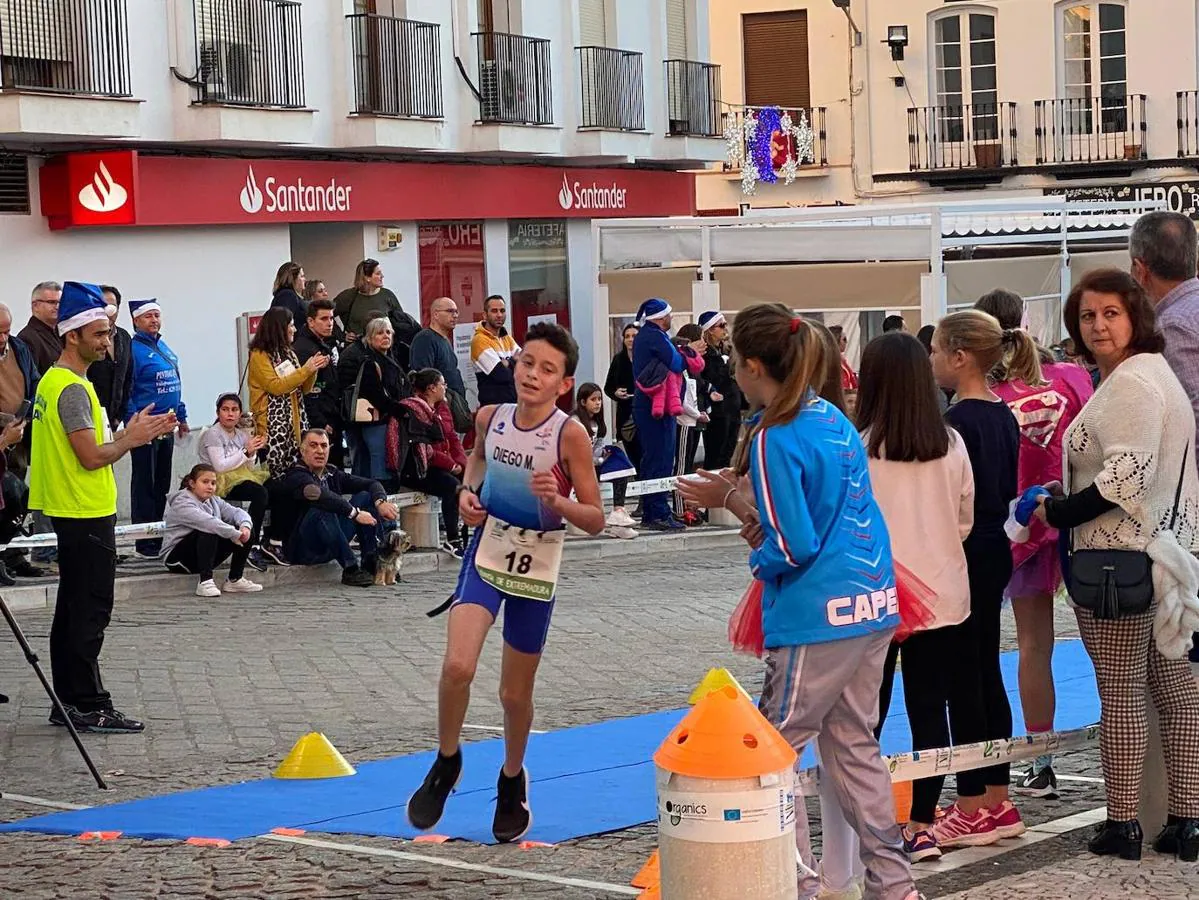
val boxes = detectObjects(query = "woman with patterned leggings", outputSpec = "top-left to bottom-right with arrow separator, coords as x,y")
1037,268 -> 1199,862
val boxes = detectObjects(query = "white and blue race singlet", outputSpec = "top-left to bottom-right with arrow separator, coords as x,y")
480,404 -> 571,531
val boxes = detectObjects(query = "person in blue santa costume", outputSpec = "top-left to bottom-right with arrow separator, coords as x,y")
630,299 -> 706,530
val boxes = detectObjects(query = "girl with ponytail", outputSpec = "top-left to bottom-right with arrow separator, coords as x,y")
974,289 -> 1094,799
679,303 -> 918,900
928,309 -> 1023,847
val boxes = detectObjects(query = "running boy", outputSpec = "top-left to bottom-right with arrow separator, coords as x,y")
406,323 -> 605,843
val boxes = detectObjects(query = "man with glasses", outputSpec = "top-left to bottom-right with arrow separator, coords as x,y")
19,281 -> 63,377
412,297 -> 470,432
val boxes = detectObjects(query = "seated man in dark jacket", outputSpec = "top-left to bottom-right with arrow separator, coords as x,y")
271,429 -> 398,587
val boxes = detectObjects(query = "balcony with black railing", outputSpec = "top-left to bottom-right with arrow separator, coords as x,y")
577,46 -> 644,131
665,59 -> 721,137
191,0 -> 305,108
474,31 -> 552,125
348,13 -> 441,119
908,103 -> 1018,172
1179,91 -> 1199,158
0,0 -> 131,97
1035,95 -> 1147,165
722,105 -> 828,172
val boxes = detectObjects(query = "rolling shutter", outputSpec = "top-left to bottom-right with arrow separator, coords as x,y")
742,10 -> 810,109
0,1 -> 68,61
579,0 -> 607,46
666,0 -> 688,59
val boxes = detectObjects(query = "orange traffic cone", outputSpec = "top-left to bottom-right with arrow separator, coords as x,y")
655,684 -> 796,779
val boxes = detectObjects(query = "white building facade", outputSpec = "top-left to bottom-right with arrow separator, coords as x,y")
0,0 -> 724,413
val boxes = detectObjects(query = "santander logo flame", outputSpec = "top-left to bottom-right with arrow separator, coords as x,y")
240,166 -> 264,214
76,161 -> 128,214
557,174 -> 574,211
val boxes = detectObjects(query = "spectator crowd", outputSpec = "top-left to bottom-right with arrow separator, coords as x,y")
13,210 -> 1199,888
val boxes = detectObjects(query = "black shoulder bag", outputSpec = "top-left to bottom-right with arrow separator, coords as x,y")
1068,445 -> 1189,620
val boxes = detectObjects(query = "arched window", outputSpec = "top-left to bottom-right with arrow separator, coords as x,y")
1057,1 -> 1127,133
929,8 -> 997,142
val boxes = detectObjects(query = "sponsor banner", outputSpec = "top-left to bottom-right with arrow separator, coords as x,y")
658,784 -> 796,844
1044,181 -> 1199,220
40,151 -> 695,229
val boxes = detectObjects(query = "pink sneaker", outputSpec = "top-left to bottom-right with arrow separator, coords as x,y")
988,800 -> 1027,839
930,803 -> 1002,848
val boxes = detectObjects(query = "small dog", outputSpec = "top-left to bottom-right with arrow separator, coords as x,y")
374,528 -> 412,586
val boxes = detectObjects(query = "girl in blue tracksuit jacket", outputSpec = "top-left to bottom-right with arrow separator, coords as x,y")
679,304 -> 917,900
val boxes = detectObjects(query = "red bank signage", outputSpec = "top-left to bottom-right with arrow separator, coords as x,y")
40,151 -> 695,230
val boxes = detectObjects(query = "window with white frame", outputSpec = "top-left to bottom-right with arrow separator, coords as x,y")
930,9 -> 998,142
1058,2 -> 1127,134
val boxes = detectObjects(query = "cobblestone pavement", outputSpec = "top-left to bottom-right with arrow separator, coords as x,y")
0,549 -> 1195,898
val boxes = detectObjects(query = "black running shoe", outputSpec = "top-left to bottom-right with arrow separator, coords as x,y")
246,548 -> 270,573
407,750 -> 463,831
492,767 -> 532,843
1014,765 -> 1059,799
71,707 -> 145,734
259,542 -> 291,567
48,704 -> 76,726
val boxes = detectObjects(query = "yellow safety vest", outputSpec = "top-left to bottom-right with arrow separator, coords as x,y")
29,366 -> 117,519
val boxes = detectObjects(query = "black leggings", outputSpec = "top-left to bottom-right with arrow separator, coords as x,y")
704,415 -> 740,471
597,467 -> 629,507
876,537 -> 1014,821
964,534 -> 1015,788
403,468 -> 461,538
877,623 -> 989,823
165,530 -> 246,581
223,481 -> 267,546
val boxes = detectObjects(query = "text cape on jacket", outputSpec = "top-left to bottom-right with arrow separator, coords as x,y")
746,400 -> 898,649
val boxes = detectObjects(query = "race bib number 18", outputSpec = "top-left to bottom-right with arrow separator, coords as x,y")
474,516 -> 565,602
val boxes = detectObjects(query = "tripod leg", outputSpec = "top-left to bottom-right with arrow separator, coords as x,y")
0,595 -> 108,790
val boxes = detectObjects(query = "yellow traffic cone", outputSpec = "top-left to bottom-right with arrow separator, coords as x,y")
273,732 -> 356,779
688,667 -> 752,705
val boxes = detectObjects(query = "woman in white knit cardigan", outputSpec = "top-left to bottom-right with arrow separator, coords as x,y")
1035,268 -> 1199,863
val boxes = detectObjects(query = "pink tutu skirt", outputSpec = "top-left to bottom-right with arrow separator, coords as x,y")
1005,542 -> 1062,600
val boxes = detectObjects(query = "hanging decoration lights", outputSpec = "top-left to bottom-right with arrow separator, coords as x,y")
728,105 -> 817,194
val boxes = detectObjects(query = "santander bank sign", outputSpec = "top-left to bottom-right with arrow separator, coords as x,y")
557,173 -> 628,212
238,165 -> 353,215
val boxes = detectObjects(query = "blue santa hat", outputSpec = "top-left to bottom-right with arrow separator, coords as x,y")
698,311 -> 726,332
128,298 -> 162,320
635,298 -> 672,325
598,446 -> 636,482
57,281 -> 115,336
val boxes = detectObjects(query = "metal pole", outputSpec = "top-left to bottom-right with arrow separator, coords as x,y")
0,594 -> 108,790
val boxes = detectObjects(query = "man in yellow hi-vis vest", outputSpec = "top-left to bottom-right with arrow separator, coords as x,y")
29,282 -> 175,734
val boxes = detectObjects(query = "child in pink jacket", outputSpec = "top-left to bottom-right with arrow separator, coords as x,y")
636,344 -> 705,417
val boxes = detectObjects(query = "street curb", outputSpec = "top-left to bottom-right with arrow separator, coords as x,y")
2,527 -> 744,613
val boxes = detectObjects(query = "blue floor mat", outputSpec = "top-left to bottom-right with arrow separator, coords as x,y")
0,642 -> 1098,845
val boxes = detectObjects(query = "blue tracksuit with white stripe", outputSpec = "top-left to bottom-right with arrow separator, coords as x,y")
748,396 -> 911,900
747,397 -> 897,648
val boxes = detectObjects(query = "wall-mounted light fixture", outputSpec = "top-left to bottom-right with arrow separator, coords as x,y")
886,25 -> 909,61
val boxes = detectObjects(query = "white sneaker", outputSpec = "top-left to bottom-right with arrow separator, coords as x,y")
195,579 -> 221,598
606,507 -> 637,528
223,577 -> 263,593
604,526 -> 638,540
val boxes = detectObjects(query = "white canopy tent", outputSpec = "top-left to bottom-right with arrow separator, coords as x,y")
589,196 -> 1166,379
